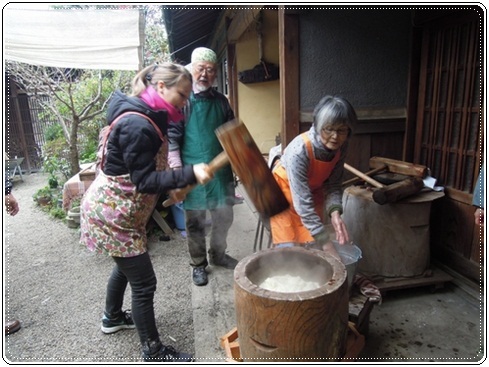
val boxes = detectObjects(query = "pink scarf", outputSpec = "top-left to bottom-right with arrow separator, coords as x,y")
140,87 -> 184,123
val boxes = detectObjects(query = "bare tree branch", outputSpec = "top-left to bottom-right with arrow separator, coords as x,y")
79,71 -> 102,120
6,61 -> 132,175
38,100 -> 72,144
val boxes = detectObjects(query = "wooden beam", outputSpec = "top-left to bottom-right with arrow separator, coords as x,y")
227,7 -> 263,43
300,107 -> 407,123
278,7 -> 300,149
404,25 -> 423,162
209,11 -> 229,56
301,107 -> 407,135
226,43 -> 238,117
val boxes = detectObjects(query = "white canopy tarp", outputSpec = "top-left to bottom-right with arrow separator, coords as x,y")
4,6 -> 144,70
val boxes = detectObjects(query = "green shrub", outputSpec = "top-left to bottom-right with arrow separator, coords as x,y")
79,139 -> 98,164
33,186 -> 65,221
42,154 -> 71,182
44,123 -> 64,141
33,186 -> 55,204
49,207 -> 66,220
48,175 -> 59,189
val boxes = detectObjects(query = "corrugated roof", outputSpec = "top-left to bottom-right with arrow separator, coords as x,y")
162,6 -> 221,65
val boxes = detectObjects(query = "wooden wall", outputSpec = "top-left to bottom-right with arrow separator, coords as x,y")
301,105 -> 482,284
410,8 -> 484,284
300,107 -> 406,178
431,196 -> 483,283
5,80 -> 44,172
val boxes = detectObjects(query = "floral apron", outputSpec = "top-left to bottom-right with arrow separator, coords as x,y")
270,133 -> 340,245
80,118 -> 168,258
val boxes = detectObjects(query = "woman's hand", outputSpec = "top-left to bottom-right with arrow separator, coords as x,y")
5,193 -> 19,216
168,188 -> 188,203
193,163 -> 213,185
322,240 -> 341,261
330,211 -> 349,245
474,208 -> 484,226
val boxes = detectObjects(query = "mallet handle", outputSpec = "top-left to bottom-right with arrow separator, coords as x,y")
162,152 -> 229,207
344,163 -> 385,189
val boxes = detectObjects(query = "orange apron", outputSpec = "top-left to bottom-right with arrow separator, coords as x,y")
270,133 -> 340,246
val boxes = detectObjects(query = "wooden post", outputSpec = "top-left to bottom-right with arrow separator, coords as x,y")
278,7 -> 300,148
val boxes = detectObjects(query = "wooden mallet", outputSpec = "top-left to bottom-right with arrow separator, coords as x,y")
164,120 -> 289,218
344,162 -> 425,205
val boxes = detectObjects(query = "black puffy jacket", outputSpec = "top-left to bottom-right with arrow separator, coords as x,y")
103,90 -> 197,194
5,176 -> 12,195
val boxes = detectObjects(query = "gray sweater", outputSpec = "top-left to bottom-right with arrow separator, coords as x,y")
280,125 -> 348,237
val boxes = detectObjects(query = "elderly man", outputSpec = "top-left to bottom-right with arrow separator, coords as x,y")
168,47 -> 238,286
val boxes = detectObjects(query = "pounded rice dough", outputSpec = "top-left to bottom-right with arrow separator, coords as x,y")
258,274 -> 321,293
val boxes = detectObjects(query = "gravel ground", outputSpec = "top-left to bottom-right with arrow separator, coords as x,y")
7,172 -> 482,364
4,173 -> 194,363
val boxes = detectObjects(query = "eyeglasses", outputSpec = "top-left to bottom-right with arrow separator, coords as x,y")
194,66 -> 216,76
322,127 -> 349,137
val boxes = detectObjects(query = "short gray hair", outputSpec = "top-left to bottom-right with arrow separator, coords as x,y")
313,95 -> 357,136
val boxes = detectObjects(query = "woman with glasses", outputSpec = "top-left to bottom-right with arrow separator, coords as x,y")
80,62 -> 213,362
270,95 -> 357,251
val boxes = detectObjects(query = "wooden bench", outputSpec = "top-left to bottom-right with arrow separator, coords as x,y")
5,157 -> 24,181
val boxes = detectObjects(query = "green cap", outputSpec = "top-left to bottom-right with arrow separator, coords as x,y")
191,47 -> 217,64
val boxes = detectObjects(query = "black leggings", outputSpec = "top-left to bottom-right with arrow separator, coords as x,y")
106,252 -> 159,344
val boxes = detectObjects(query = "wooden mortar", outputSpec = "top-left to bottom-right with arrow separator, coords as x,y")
234,247 -> 349,362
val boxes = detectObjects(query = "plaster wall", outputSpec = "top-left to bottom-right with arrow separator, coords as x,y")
236,10 -> 281,154
299,9 -> 412,111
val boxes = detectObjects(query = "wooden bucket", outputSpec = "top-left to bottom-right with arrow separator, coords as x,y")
342,185 -> 444,277
215,121 -> 289,218
234,247 -> 349,362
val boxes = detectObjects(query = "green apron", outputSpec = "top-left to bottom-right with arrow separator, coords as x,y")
182,94 -> 234,210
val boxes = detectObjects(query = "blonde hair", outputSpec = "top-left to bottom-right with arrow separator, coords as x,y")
131,62 -> 192,97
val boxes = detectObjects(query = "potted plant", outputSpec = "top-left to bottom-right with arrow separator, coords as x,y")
33,186 -> 54,207
67,198 -> 81,225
